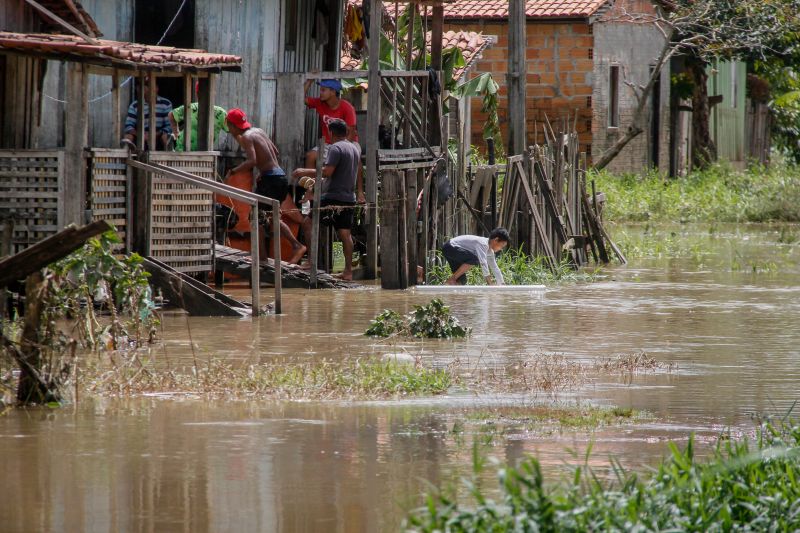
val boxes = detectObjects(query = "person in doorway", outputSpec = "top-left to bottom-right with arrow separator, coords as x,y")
303,78 -> 359,168
441,228 -> 510,285
225,108 -> 307,264
121,78 -> 173,150
292,119 -> 363,281
168,81 -> 228,151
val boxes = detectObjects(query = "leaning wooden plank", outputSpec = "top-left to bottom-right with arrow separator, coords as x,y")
142,257 -> 248,317
0,220 -> 112,287
213,244 -> 359,289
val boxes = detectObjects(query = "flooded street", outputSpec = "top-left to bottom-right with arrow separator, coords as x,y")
2,223 -> 800,532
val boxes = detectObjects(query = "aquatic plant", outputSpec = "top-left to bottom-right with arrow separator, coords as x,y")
427,248 -> 598,286
593,159 -> 800,223
365,299 -> 471,339
77,356 -> 452,400
406,419 -> 800,531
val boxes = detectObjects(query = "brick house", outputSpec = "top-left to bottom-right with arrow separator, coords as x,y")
439,0 -> 671,173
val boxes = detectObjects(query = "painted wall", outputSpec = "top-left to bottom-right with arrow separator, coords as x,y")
592,0 -> 670,173
708,59 -> 747,163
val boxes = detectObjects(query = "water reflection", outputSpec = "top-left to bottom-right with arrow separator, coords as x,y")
1,223 -> 799,532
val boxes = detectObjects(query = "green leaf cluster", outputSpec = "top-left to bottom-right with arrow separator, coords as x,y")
365,298 -> 470,339
407,419 -> 800,531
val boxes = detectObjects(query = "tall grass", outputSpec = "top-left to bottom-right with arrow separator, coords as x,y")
594,160 -> 800,223
427,247 -> 598,286
406,418 -> 800,531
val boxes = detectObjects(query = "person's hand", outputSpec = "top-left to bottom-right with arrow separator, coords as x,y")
292,169 -> 304,179
357,191 -> 366,204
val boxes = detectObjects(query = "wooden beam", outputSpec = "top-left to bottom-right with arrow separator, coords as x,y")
111,69 -> 121,143
63,62 -> 88,226
182,74 -> 192,152
23,0 -> 98,44
364,0 -> 382,279
197,73 -> 215,151
135,73 -> 145,152
148,74 -> 157,150
507,0 -> 527,154
0,220 -> 112,287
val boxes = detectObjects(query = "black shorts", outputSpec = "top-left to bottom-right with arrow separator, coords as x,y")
320,199 -> 355,230
442,241 -> 479,284
256,169 -> 289,203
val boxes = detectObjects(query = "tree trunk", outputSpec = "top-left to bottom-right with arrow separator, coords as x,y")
16,272 -> 54,404
688,55 -> 716,169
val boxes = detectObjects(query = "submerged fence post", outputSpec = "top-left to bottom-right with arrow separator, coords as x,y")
250,204 -> 260,316
272,201 -> 282,314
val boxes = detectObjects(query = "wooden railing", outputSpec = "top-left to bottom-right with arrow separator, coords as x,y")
127,158 -> 282,316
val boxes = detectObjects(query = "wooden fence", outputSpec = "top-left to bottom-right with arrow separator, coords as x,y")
0,150 -> 64,255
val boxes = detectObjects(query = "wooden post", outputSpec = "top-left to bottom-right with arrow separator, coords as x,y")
272,202 -> 282,314
417,170 -> 428,281
183,74 -> 193,152
398,171 -> 408,289
64,62 -> 88,226
403,3 -> 416,145
132,151 -> 151,255
197,74 -> 216,151
148,75 -> 157,151
250,203 -> 260,316
136,73 -> 145,152
508,0 -> 527,155
364,0 -> 382,279
111,69 -> 121,143
429,5 -> 444,147
310,137 -> 325,288
380,170 -> 400,289
405,169 -> 418,286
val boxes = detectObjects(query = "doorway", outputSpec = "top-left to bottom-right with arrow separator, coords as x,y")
134,0 -> 195,107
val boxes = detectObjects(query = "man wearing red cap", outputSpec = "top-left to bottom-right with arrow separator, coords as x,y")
225,108 -> 307,264
303,78 -> 359,170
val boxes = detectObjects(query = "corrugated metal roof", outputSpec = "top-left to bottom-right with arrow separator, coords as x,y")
0,32 -> 242,72
341,30 -> 492,81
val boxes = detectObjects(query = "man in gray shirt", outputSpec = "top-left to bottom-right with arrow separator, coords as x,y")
293,119 -> 364,280
441,228 -> 510,285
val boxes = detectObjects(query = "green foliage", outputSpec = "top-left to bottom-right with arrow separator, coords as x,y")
406,419 -> 800,531
671,72 -> 695,100
451,72 -> 503,156
427,248 -> 598,286
593,161 -> 800,223
365,299 -> 470,339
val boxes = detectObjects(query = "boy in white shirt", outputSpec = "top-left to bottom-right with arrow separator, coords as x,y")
442,228 -> 510,285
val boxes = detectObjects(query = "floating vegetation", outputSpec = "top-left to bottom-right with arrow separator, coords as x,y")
406,419 -> 800,531
461,405 -> 644,432
594,351 -> 677,373
365,299 -> 470,339
76,356 -> 453,400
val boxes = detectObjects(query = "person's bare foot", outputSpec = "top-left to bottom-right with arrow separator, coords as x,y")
337,271 -> 353,281
288,245 -> 307,265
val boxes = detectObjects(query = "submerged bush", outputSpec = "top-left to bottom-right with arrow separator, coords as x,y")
406,419 -> 800,531
594,160 -> 800,223
365,299 -> 470,339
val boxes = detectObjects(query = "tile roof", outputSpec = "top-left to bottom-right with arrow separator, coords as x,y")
31,0 -> 102,37
341,30 -> 492,81
0,32 -> 242,72
375,0 -> 610,20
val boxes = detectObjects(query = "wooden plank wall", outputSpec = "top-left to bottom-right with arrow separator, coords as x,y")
89,148 -> 131,250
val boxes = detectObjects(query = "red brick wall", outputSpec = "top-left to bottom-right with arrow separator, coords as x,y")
444,20 -> 595,156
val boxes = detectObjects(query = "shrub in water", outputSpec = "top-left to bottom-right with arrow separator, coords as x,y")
365,299 -> 470,339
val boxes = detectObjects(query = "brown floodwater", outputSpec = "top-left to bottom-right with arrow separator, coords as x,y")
2,223 -> 800,532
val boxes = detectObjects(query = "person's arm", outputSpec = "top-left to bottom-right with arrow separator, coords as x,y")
168,106 -> 182,139
229,134 -> 257,176
292,165 -> 335,179
473,243 -> 494,285
343,103 -> 358,141
487,250 -> 505,285
124,102 -> 137,134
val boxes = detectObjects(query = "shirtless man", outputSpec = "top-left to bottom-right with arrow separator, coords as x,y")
225,108 -> 306,264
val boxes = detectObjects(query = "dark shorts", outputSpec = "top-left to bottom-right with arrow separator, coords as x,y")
256,168 -> 289,202
320,199 -> 355,230
442,241 -> 479,284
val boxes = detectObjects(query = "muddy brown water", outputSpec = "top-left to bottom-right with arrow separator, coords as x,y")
2,223 -> 800,532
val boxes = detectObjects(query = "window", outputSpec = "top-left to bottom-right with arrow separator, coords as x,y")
609,65 -> 620,128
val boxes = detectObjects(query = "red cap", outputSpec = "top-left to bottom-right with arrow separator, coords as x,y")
226,108 -> 251,130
